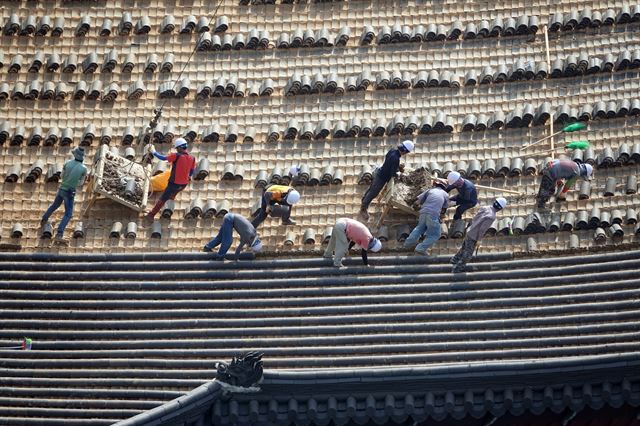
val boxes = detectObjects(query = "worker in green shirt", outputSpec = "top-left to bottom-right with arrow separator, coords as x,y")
41,146 -> 88,243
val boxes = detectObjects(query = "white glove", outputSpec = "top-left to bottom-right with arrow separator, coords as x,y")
147,144 -> 156,154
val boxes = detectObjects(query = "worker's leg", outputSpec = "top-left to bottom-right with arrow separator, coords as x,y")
204,213 -> 234,251
147,184 -> 181,218
55,189 -> 75,237
41,190 -> 64,225
453,237 -> 477,271
415,215 -> 441,253
450,241 -> 464,264
281,205 -> 295,225
404,214 -> 428,249
360,173 -> 387,212
323,224 -> 339,258
251,193 -> 270,228
215,214 -> 235,257
453,200 -> 476,220
536,173 -> 555,208
332,221 -> 349,267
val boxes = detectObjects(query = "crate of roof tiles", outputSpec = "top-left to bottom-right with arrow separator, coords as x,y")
375,168 -> 426,227
85,145 -> 150,213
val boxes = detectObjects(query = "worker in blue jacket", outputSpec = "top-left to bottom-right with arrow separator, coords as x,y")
445,171 -> 478,220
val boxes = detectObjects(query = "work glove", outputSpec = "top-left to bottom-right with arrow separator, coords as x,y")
448,200 -> 457,207
147,144 -> 156,154
398,163 -> 405,173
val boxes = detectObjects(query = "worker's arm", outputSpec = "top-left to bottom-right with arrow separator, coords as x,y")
189,157 -> 196,178
148,144 -> 168,161
360,249 -> 368,265
233,241 -> 246,261
152,151 -> 167,161
348,241 -> 368,265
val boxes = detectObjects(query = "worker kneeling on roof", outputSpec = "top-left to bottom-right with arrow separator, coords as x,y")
251,183 -> 300,228
324,218 -> 382,268
359,140 -> 414,221
145,138 -> 196,221
445,171 -> 478,220
451,197 -> 507,274
203,212 -> 262,261
404,178 -> 449,256
536,159 -> 593,209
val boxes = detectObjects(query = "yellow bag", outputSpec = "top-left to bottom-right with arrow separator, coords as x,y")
150,170 -> 170,193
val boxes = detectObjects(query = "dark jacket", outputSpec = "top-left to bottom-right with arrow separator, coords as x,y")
377,148 -> 402,182
446,179 -> 478,205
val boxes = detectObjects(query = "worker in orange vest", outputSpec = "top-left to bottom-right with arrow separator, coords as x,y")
251,184 -> 301,228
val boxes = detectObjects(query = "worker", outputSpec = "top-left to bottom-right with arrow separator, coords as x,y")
323,218 -> 382,267
145,138 -> 196,221
40,146 -> 88,244
404,178 -> 449,255
451,197 -> 507,273
445,171 -> 478,220
203,212 -> 262,260
251,184 -> 300,228
536,159 -> 593,209
359,140 -> 414,221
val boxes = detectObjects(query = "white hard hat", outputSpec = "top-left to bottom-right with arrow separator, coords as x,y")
368,238 -> 382,252
285,189 -> 300,204
174,137 -> 188,149
250,238 -> 262,253
584,163 -> 593,179
494,197 -> 507,210
401,140 -> 414,153
289,165 -> 300,177
447,171 -> 461,185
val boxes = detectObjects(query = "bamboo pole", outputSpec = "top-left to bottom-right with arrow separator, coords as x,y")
543,24 -> 555,159
474,184 -> 523,195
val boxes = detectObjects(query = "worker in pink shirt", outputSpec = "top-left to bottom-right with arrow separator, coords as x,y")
323,218 -> 382,267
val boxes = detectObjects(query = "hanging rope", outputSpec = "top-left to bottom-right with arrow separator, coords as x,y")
147,0 -> 226,131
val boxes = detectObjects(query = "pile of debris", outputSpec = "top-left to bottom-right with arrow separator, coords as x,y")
394,167 -> 432,206
98,151 -> 147,208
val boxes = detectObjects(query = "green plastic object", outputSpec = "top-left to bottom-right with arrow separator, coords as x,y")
562,122 -> 587,133
565,141 -> 590,150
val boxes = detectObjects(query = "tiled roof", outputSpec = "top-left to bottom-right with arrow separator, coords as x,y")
0,250 -> 639,424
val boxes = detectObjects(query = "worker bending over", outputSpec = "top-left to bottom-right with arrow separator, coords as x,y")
445,171 -> 478,220
40,146 -> 88,243
146,138 -> 196,221
404,178 -> 449,256
204,212 -> 262,260
359,140 -> 414,221
251,184 -> 300,228
451,197 -> 507,273
536,159 -> 593,209
324,218 -> 382,267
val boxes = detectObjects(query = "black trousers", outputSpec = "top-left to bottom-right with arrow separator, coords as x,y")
361,172 -> 388,211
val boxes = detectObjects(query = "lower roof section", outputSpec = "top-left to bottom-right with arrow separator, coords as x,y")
116,353 -> 640,426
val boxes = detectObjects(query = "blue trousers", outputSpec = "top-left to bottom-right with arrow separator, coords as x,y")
42,188 -> 75,237
205,213 -> 234,257
404,214 -> 441,252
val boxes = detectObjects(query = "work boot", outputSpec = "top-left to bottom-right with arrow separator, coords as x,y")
40,218 -> 47,227
203,246 -> 212,252
359,208 -> 369,221
282,218 -> 296,225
